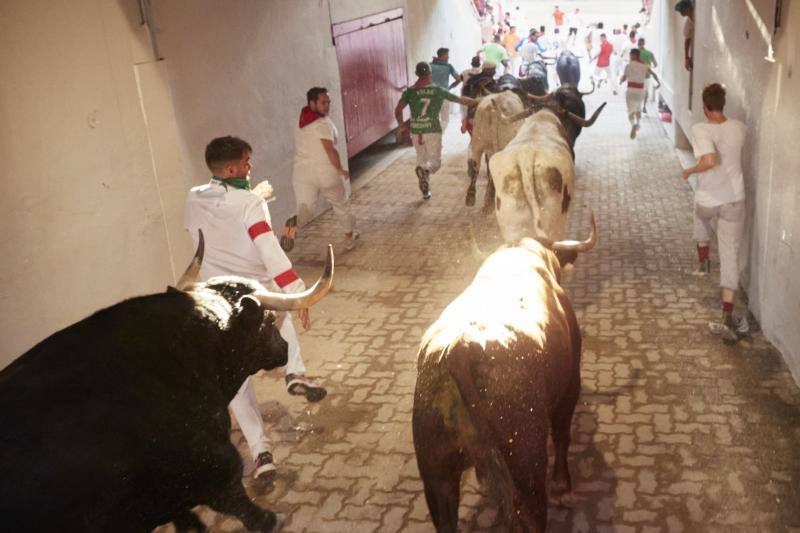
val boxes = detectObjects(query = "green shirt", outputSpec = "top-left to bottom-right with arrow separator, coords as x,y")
482,42 -> 507,65
401,83 -> 459,134
639,47 -> 655,77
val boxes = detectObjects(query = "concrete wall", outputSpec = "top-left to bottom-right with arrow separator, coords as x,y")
0,0 -> 480,368
655,0 -> 800,383
151,0 -> 480,233
0,0 -> 186,366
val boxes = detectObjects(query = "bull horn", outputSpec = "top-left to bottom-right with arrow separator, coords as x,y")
501,107 -> 536,124
567,102 -> 607,128
176,229 -> 204,291
525,92 -> 551,103
253,244 -> 334,310
551,210 -> 597,253
579,78 -> 596,96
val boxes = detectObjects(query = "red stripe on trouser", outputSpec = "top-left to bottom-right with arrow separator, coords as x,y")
628,82 -> 645,89
248,220 -> 272,239
274,269 -> 299,288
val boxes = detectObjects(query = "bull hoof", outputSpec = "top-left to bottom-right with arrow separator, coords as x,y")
259,510 -> 278,533
465,188 -> 476,206
549,491 -> 577,508
481,203 -> 494,216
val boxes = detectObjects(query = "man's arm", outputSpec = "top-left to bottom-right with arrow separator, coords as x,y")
320,139 -> 349,179
395,98 -> 408,131
684,38 -> 693,70
244,199 -> 312,329
449,74 -> 463,90
649,69 -> 661,87
682,153 -> 716,179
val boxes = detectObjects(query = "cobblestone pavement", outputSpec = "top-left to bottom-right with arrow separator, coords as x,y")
162,88 -> 800,532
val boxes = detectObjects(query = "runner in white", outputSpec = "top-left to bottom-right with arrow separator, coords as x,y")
620,48 -> 660,139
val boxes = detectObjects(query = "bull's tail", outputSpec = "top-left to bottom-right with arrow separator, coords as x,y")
443,342 -> 546,531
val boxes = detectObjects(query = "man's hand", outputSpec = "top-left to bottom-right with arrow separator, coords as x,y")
396,124 -> 408,137
681,168 -> 692,180
339,168 -> 351,180
297,308 -> 311,330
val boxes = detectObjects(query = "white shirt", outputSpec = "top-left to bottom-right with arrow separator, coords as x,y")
184,180 -> 305,292
293,116 -> 339,182
691,120 -> 746,207
683,18 -> 695,39
624,61 -> 649,85
619,38 -> 637,61
520,41 -> 541,64
460,66 -> 482,86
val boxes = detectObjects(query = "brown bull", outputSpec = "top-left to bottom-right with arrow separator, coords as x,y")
412,214 -> 596,533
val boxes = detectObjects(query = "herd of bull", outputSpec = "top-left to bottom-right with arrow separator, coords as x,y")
0,49 -> 605,533
414,49 -> 605,532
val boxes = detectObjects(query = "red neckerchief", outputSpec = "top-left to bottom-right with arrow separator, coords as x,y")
299,106 -> 323,128
413,76 -> 432,89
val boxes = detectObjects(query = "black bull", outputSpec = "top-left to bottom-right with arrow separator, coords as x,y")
556,50 -> 581,87
0,236 -> 334,532
413,216 -> 596,533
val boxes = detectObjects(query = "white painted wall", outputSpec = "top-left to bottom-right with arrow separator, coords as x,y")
654,0 -> 800,383
151,0 -> 481,233
0,0 -> 185,367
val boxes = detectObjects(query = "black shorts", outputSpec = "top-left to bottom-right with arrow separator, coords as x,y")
568,27 -> 578,36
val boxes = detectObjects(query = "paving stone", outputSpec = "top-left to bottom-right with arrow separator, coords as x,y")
159,79 -> 800,533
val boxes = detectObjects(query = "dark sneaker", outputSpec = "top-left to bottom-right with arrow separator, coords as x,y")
735,315 -> 750,336
415,166 -> 431,200
465,185 -> 476,206
280,216 -> 297,252
254,451 -> 276,481
708,313 -> 739,343
691,259 -> 711,276
286,373 -> 327,402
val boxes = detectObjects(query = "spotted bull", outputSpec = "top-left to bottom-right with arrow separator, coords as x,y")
0,233 -> 334,533
413,216 -> 596,532
490,86 -> 605,243
466,91 -> 527,211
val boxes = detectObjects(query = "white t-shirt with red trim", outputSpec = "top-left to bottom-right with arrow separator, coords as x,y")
292,117 -> 339,184
184,179 -> 306,293
624,60 -> 649,86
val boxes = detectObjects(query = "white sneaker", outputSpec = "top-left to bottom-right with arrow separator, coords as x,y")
254,451 -> 276,481
345,231 -> 360,251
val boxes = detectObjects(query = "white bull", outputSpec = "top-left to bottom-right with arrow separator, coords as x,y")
489,100 -> 605,244
466,91 -> 525,212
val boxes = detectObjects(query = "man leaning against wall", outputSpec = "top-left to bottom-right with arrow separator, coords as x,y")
680,84 -> 750,343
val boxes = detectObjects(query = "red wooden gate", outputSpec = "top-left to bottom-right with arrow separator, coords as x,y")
333,9 -> 408,158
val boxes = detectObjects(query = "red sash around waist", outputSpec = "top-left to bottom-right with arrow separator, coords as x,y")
628,81 -> 645,89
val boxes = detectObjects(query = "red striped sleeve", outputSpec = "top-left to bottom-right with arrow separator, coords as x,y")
247,220 -> 271,240
274,269 -> 299,288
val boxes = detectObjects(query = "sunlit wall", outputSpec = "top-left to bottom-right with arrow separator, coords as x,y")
657,0 -> 800,383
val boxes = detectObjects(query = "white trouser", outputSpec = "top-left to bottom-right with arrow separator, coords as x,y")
693,201 -> 745,290
593,65 -> 617,91
439,100 -> 451,132
626,88 -> 646,118
229,314 -> 306,460
292,166 -> 356,234
412,132 -> 443,175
